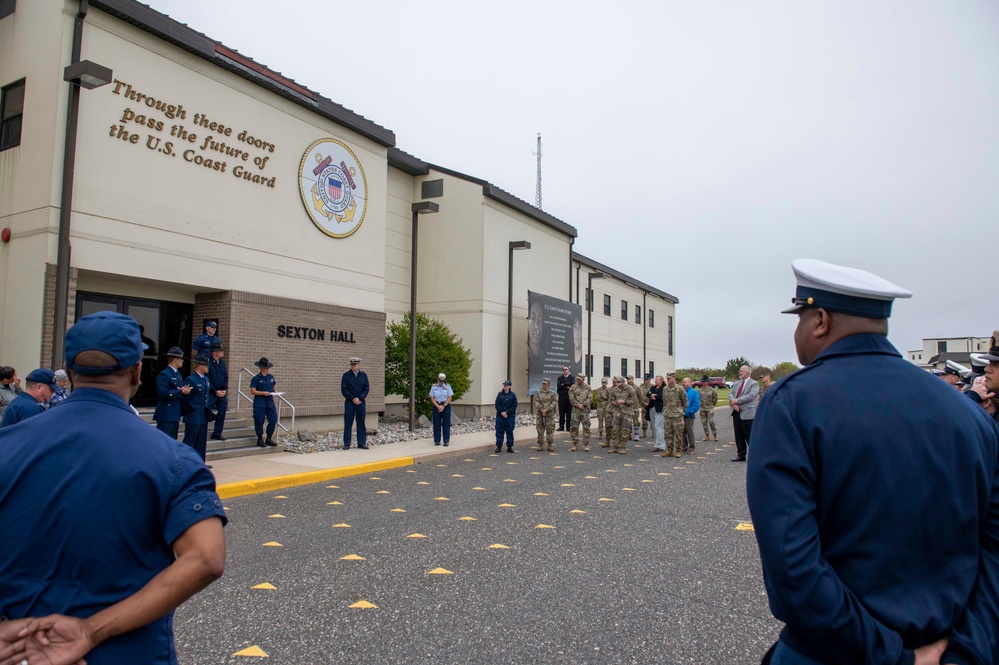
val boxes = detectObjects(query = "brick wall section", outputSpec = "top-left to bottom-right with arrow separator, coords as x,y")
194,290 -> 385,419
41,265 -> 78,368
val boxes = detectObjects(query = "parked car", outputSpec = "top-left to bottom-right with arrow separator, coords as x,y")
692,377 -> 727,389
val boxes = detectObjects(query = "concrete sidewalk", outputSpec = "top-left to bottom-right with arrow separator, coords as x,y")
212,424 -> 561,499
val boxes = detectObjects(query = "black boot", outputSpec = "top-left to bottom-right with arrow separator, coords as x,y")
256,437 -> 265,447
265,437 -> 277,447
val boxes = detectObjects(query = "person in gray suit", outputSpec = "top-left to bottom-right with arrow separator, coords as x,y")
729,364 -> 758,461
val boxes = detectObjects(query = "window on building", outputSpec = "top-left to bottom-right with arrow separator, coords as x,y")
586,355 -> 593,377
937,340 -> 946,354
649,361 -> 655,377
649,309 -> 655,328
603,294 -> 611,316
621,300 -> 628,320
635,304 -> 641,324
621,358 -> 628,376
635,359 -> 641,377
603,356 -> 611,377
1,79 -> 25,151
668,316 -> 674,356
585,288 -> 592,312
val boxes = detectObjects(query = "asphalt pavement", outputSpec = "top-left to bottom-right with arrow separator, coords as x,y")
176,413 -> 782,664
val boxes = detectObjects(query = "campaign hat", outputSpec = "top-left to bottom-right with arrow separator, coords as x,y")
192,354 -> 210,367
165,347 -> 187,360
64,312 -> 144,375
782,259 -> 911,319
254,357 -> 274,368
210,342 -> 224,351
26,368 -> 57,390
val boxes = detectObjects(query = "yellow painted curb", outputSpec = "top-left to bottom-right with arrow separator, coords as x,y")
217,457 -> 415,499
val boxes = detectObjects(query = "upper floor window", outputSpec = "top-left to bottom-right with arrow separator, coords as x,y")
634,304 -> 641,324
1,79 -> 25,151
649,309 -> 655,328
621,300 -> 628,321
937,340 -> 946,354
603,294 -> 611,316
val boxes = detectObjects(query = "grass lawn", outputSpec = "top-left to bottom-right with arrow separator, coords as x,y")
716,388 -> 730,403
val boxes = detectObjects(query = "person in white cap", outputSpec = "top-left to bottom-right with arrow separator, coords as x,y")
968,331 -> 999,423
747,259 -> 999,665
429,373 -> 453,446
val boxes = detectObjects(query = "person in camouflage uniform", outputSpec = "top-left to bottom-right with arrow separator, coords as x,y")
626,375 -> 641,440
638,374 -> 653,438
609,376 -> 637,454
595,377 -> 611,440
698,375 -> 719,441
758,372 -> 772,402
660,372 -> 687,458
534,377 -> 558,451
568,373 -> 592,452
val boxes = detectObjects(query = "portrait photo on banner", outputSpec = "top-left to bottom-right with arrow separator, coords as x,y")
527,291 -> 583,395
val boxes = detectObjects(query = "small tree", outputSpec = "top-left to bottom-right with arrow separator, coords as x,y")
385,313 -> 473,419
725,356 -> 754,379
771,361 -> 801,381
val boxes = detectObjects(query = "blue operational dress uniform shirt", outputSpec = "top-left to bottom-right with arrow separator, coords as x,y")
182,370 -> 211,461
0,391 -> 45,427
341,368 -> 369,448
250,372 -> 277,439
748,334 -> 999,665
0,387 -> 227,664
192,332 -> 219,357
207,357 -> 228,437
153,366 -> 185,439
494,388 -> 518,449
429,382 -> 454,445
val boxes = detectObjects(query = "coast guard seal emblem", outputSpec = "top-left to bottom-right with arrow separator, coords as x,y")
298,138 -> 368,238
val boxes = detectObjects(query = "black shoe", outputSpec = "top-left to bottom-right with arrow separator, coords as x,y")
495,447 -> 502,453
207,464 -> 213,469
731,456 -> 746,462
343,446 -> 351,450
210,433 -> 225,441
435,442 -> 441,446
443,443 -> 449,447
256,438 -> 265,447
357,445 -> 369,449
265,438 -> 277,447
507,448 -> 515,453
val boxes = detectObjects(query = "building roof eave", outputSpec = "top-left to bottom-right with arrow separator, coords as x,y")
572,251 -> 679,304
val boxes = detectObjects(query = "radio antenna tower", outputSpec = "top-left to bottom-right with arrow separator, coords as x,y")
533,133 -> 543,209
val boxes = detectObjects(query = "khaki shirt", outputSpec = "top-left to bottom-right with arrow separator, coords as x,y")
662,384 -> 688,418
569,383 -> 591,411
609,384 -> 637,413
596,386 -> 611,406
697,386 -> 718,411
535,388 -> 558,417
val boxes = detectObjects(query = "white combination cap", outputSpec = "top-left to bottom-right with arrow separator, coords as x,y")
782,259 -> 912,319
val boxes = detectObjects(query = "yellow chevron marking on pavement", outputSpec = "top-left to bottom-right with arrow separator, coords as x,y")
560,483 -> 576,487
472,487 -> 486,490
584,476 -> 598,479
458,516 -> 477,521
326,485 -> 340,488
529,456 -> 540,460
605,469 -> 618,473
262,541 -> 282,546
531,472 -> 543,475
417,482 -> 430,485
706,452 -> 716,456
464,458 -> 475,462
658,473 -> 671,476
624,464 -> 634,467
598,498 -> 615,502
341,554 -> 365,560
639,459 -> 649,463
390,508 -> 406,512
507,461 -> 518,465
481,467 -> 492,470
698,456 -> 707,459
554,465 -> 565,469
488,543 -> 509,549
427,567 -> 453,574
622,488 -> 637,491
498,503 -> 516,507
332,523 -> 350,528
273,496 -> 287,499
252,582 -> 277,590
673,467 -> 684,470
407,533 -> 428,538
268,514 -> 285,518
435,497 -> 450,501
369,477 -> 382,480
535,524 -> 555,529
570,510 -> 586,514
736,523 -> 755,531
327,501 -> 343,505
503,479 -> 517,483
641,479 -> 654,483
534,492 -> 548,496
405,470 -> 416,473
376,490 -> 391,494
451,474 -> 465,477
436,464 -> 446,467
349,600 -> 378,608
233,645 -> 269,657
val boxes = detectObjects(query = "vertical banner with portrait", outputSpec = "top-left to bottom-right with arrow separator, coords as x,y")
527,291 -> 583,395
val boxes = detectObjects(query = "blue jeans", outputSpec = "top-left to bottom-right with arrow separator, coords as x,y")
495,414 -> 515,448
433,405 -> 451,443
344,400 -> 366,446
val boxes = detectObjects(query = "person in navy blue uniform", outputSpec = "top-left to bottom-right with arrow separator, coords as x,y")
0,311 -> 226,665
494,380 -> 518,453
250,357 -> 278,447
182,355 -> 212,462
152,347 -> 191,438
207,342 -> 229,440
341,356 -> 369,449
192,320 -> 220,358
748,259 -> 999,665
0,368 -> 55,427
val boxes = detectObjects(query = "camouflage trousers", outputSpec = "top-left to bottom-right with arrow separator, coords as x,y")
664,416 -> 685,455
700,410 -> 717,438
570,409 -> 591,447
640,406 -> 649,436
535,415 -> 555,447
633,408 -> 641,440
597,405 -> 608,437
610,410 -> 634,451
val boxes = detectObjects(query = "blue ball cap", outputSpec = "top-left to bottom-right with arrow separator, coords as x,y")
502,380 -> 512,386
65,312 -> 144,375
26,368 -> 57,389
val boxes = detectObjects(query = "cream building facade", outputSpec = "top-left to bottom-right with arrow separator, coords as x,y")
0,0 -> 679,451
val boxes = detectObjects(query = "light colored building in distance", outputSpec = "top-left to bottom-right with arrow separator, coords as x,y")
907,336 -> 991,371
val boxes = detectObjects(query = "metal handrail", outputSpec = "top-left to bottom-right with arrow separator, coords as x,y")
237,367 -> 296,433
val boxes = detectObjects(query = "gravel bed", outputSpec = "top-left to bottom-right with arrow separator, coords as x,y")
280,413 -> 542,454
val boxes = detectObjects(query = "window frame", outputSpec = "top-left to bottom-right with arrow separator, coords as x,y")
0,78 -> 26,152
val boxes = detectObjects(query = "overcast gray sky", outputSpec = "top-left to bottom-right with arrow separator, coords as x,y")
143,0 -> 999,368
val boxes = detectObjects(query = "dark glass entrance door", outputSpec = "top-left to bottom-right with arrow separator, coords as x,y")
74,293 -> 194,407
